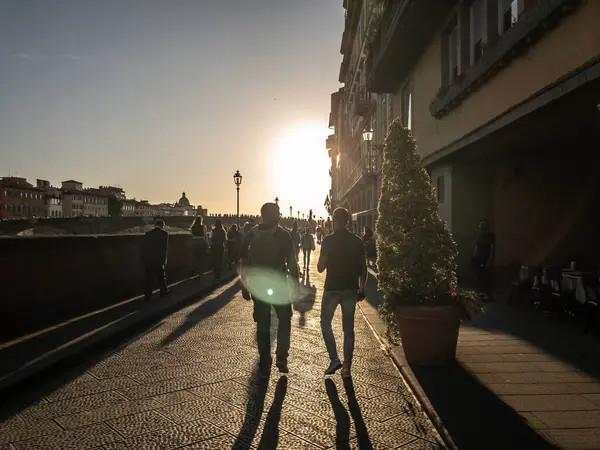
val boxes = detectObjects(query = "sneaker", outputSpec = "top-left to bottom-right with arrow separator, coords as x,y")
276,361 -> 289,374
325,359 -> 342,375
341,364 -> 351,379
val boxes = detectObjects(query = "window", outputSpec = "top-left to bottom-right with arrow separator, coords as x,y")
436,176 -> 445,203
448,24 -> 459,83
471,0 -> 486,64
500,0 -> 519,34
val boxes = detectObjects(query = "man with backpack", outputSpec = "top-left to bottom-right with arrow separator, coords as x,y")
241,202 -> 299,377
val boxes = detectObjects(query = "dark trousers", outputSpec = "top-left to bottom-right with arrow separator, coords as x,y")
253,298 -> 292,365
144,265 -> 168,299
303,249 -> 312,270
476,264 -> 493,296
211,248 -> 224,280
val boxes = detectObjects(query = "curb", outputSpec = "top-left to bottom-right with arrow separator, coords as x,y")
358,271 -> 458,450
0,271 -> 239,394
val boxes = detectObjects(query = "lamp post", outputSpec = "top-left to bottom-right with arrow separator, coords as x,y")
297,211 -> 300,220
289,206 -> 293,219
274,197 -> 279,206
233,170 -> 242,227
362,128 -> 375,173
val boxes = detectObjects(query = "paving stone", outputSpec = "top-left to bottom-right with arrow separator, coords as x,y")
177,433 -> 254,449
105,410 -> 174,437
0,418 -> 63,446
486,382 -> 578,395
519,412 -> 549,430
117,375 -> 207,400
279,407 -> 350,448
14,423 -> 122,450
155,397 -> 231,424
502,394 -> 599,412
0,248 -> 440,449
568,382 -> 600,394
20,391 -> 127,420
583,393 -> 600,407
463,362 -> 540,374
106,420 -> 225,450
532,410 -> 600,429
151,389 -> 203,406
54,397 -> 162,429
45,376 -> 138,402
541,428 -> 600,450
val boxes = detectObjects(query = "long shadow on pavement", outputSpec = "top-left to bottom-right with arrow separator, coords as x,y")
325,379 -> 352,446
343,377 -> 373,449
159,280 -> 240,347
258,376 -> 288,449
233,369 -> 270,448
410,361 -> 557,450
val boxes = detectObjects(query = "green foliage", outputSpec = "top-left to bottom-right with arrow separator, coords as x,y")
108,196 -> 123,217
376,119 -> 481,316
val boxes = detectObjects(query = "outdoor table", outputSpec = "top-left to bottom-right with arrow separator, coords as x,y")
561,270 -> 588,305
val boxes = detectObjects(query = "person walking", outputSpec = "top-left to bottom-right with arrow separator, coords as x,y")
472,219 -> 496,301
301,228 -> 316,273
140,219 -> 170,300
290,221 -> 301,264
241,202 -> 299,377
210,219 -> 226,282
227,224 -> 242,268
362,227 -> 377,268
190,216 -> 209,274
317,207 -> 367,378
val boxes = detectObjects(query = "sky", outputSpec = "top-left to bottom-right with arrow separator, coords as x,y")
0,0 -> 344,217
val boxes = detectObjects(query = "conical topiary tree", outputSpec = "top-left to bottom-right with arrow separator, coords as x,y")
376,119 -> 459,307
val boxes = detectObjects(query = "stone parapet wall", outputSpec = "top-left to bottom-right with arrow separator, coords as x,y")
0,234 -> 200,341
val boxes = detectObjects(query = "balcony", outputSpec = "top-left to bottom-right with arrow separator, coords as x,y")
325,134 -> 337,150
354,92 -> 374,118
430,0 -> 581,118
368,0 -> 454,93
337,147 -> 381,201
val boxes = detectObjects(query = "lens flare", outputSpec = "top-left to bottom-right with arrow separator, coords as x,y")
241,267 -> 293,305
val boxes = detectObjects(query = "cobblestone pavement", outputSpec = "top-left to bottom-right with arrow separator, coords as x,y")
0,247 -> 444,449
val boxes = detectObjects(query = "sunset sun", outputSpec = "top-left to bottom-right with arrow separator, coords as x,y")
270,123 -> 331,217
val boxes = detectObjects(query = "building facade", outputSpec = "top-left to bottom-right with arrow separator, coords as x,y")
61,182 -> 108,217
37,180 -> 63,218
327,0 -> 395,235
0,177 -> 46,219
341,0 -> 600,276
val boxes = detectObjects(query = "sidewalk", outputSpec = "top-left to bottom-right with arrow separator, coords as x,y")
362,271 -> 600,450
0,247 -> 444,449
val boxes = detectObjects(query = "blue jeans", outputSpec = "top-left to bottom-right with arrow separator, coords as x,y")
320,290 -> 357,365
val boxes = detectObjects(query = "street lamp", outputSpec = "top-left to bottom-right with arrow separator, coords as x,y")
233,170 -> 242,227
274,197 -> 279,205
289,206 -> 293,218
362,128 -> 374,142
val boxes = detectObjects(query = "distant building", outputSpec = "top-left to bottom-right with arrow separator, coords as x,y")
121,199 -> 137,217
0,177 -> 46,219
134,200 -> 154,217
37,180 -> 63,218
61,181 -> 109,217
97,186 -> 126,201
61,180 -> 83,191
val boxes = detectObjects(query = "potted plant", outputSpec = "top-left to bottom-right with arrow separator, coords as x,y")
376,119 -> 482,366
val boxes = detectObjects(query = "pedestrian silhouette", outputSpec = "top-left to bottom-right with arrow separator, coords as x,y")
240,202 -> 300,377
140,219 -> 170,300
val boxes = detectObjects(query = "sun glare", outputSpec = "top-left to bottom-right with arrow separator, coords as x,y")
270,124 -> 331,217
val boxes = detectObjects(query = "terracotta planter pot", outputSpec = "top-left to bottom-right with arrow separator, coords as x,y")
394,305 -> 461,367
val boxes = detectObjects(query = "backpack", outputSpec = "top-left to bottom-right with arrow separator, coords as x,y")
249,226 -> 284,270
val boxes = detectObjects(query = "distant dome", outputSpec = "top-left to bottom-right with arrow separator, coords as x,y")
178,192 -> 190,207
